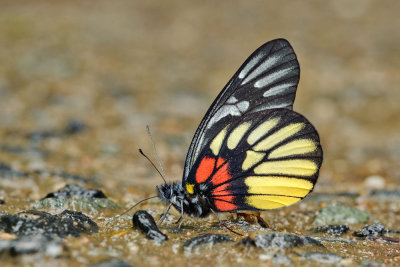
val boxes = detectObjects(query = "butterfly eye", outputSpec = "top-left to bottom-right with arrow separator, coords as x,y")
165,188 -> 172,198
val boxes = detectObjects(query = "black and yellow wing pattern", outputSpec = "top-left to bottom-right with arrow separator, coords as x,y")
184,108 -> 322,211
182,39 -> 323,212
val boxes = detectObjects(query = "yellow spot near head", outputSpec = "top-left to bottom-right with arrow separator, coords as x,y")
186,183 -> 194,194
245,176 -> 313,197
248,118 -> 280,145
242,151 -> 265,171
253,123 -> 304,151
254,159 -> 317,177
210,126 -> 228,155
227,122 -> 251,150
246,195 -> 301,210
269,139 -> 317,159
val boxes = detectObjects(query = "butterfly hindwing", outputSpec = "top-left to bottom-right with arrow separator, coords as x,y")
184,109 -> 322,212
184,39 -> 300,180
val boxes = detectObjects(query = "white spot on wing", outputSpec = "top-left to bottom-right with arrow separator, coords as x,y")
254,66 -> 295,88
227,96 -> 237,104
238,53 -> 264,79
241,54 -> 281,85
237,101 -> 249,112
207,101 -> 249,129
262,83 -> 296,97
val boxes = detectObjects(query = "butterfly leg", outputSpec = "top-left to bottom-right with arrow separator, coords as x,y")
210,208 -> 243,236
157,202 -> 172,225
178,199 -> 185,228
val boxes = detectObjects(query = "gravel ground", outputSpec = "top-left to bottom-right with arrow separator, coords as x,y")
0,1 -> 400,266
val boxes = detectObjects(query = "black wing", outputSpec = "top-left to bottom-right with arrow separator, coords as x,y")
183,39 -> 300,180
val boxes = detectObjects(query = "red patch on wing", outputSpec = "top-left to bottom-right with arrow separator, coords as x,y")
195,157 -> 215,183
210,159 -> 231,186
214,196 -> 237,211
216,157 -> 225,168
212,183 -> 229,196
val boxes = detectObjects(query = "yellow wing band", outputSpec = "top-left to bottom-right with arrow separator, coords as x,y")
269,139 -> 317,159
227,122 -> 252,150
245,176 -> 313,197
210,126 -> 229,156
253,122 -> 304,151
242,151 -> 265,171
246,195 -> 301,209
247,118 -> 280,145
254,159 -> 317,177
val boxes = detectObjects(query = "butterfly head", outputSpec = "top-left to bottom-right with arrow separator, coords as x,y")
156,182 -> 183,203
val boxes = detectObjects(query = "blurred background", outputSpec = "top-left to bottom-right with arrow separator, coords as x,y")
0,0 -> 399,199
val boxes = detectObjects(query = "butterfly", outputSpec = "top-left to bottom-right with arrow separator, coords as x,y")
155,38 -> 323,227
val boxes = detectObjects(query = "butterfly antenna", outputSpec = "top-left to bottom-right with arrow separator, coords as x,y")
139,148 -> 167,184
146,125 -> 169,183
106,195 -> 158,226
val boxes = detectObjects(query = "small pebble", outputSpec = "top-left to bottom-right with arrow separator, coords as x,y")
313,224 -> 349,236
313,203 -> 370,225
251,233 -> 323,250
353,223 -> 385,237
183,234 -> 232,252
132,210 -> 168,243
42,184 -> 107,200
364,175 -> 385,190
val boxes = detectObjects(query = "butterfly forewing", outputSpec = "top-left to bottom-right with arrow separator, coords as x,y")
184,109 -> 322,212
184,39 -> 300,179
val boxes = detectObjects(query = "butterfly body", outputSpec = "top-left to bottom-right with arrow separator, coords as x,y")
156,39 -> 323,220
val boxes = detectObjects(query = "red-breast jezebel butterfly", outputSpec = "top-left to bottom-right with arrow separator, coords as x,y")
155,39 -> 323,227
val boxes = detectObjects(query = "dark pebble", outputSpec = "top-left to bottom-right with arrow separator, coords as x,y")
313,224 -> 349,236
64,120 -> 87,135
0,234 -> 63,256
253,233 -> 324,250
92,258 -> 133,267
0,199 -> 4,204
0,210 -> 98,238
0,162 -> 28,179
353,223 -> 386,237
301,252 -> 343,263
42,184 -> 107,200
132,210 -> 168,242
183,234 -> 233,251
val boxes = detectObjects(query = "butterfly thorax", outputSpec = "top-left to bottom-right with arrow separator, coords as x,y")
156,182 -> 211,218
